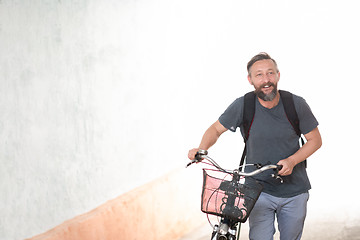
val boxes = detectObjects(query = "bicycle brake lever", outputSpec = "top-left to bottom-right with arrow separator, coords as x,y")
186,160 -> 199,168
271,170 -> 284,183
274,175 -> 284,183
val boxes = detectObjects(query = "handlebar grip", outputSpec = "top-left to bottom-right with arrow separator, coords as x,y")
277,165 -> 283,170
195,149 -> 208,161
186,150 -> 208,168
194,153 -> 202,161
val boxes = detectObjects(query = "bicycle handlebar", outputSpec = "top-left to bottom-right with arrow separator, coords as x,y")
187,152 -> 283,178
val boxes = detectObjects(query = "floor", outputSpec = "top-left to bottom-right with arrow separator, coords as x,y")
179,218 -> 360,240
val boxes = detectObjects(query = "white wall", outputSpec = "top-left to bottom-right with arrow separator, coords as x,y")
0,0 -> 359,239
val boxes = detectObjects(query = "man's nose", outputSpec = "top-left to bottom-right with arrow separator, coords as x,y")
262,76 -> 270,83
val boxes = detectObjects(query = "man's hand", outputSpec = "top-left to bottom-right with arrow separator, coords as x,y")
277,158 -> 296,176
188,148 -> 200,160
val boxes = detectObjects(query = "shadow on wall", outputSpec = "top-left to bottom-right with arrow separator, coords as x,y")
27,167 -> 205,240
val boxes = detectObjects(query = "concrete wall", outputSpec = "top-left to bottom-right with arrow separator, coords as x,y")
0,1 -> 199,239
1,1 -> 360,239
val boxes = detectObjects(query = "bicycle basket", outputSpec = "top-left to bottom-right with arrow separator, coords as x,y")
201,169 -> 263,223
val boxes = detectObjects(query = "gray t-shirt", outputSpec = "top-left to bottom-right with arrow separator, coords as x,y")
219,92 -> 319,198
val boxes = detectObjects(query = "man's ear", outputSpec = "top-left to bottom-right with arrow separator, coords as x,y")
247,75 -> 253,85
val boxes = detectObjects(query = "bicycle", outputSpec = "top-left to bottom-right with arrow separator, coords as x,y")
187,149 -> 283,240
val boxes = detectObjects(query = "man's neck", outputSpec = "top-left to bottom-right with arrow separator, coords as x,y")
258,92 -> 280,109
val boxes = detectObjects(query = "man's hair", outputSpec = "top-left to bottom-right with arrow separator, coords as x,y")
247,52 -> 279,75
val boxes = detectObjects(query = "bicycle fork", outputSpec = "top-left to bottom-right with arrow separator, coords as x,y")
211,172 -> 242,240
211,220 -> 238,240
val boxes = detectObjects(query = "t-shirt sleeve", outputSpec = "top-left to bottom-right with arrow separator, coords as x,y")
293,95 -> 319,135
218,97 -> 244,132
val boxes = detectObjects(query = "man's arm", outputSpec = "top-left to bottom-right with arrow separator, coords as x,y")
278,127 -> 322,176
188,120 -> 228,160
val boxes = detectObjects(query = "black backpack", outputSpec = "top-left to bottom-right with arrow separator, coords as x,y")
239,90 -> 306,167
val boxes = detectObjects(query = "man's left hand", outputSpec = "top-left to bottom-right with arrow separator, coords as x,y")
277,158 -> 296,176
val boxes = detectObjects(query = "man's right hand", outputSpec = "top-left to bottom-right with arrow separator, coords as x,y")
188,148 -> 199,160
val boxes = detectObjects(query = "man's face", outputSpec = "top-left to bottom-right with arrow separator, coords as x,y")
247,59 -> 280,101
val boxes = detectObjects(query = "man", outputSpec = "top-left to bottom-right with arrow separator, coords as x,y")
188,52 -> 322,240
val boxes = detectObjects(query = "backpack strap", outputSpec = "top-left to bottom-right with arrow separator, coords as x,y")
239,91 -> 256,168
279,90 -> 306,166
242,91 -> 256,142
279,90 -> 300,137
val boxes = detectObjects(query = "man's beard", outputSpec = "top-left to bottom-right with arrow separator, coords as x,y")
254,82 -> 278,101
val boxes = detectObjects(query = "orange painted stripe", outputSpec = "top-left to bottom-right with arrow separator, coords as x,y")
27,168 -> 204,240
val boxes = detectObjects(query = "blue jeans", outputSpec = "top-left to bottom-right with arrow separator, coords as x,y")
249,192 -> 309,240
